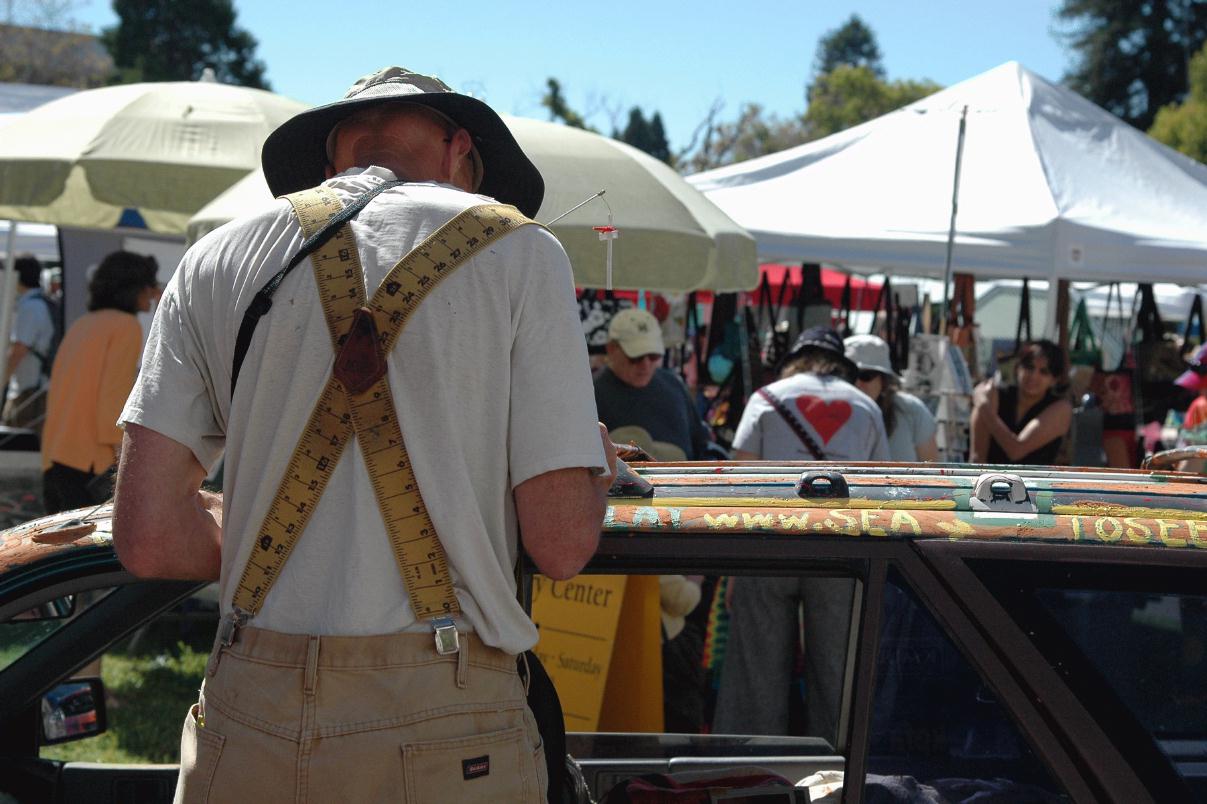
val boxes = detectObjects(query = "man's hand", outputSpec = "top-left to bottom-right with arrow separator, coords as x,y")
594,423 -> 619,492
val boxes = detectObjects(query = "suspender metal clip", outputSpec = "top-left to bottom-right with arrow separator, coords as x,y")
218,608 -> 250,648
432,616 -> 460,656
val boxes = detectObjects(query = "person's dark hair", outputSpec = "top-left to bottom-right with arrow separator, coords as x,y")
88,251 -> 159,314
1016,339 -> 1067,390
874,376 -> 899,436
1018,338 -> 1066,376
14,255 -> 41,289
780,348 -> 854,382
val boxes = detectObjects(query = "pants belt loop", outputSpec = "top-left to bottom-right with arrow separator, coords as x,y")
519,650 -> 531,696
304,636 -> 320,695
456,635 -> 469,690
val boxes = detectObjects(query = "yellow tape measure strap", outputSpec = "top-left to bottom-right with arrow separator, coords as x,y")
231,185 -> 535,624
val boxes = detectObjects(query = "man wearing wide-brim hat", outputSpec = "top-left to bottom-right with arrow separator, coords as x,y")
113,67 -> 615,802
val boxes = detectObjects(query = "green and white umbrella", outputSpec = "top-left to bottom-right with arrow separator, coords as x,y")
0,77 -> 307,234
189,115 -> 757,293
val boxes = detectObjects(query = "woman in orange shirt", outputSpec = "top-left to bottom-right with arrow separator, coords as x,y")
41,251 -> 159,514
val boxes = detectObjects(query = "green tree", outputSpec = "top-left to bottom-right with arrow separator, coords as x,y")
805,65 -> 941,139
101,0 -> 269,88
681,103 -> 810,173
813,14 -> 884,79
1150,41 -> 1207,162
1057,0 -> 1207,131
541,78 -> 594,131
616,107 -> 671,163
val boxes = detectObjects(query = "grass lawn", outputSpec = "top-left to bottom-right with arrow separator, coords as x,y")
41,619 -> 213,764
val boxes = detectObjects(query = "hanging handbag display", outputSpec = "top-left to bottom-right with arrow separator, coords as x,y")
1182,293 -> 1204,355
1066,297 -> 1101,400
994,278 -> 1032,382
755,270 -> 793,371
1068,297 -> 1100,369
579,288 -> 622,355
1088,283 -> 1139,467
1134,283 -> 1187,383
1089,283 -> 1136,418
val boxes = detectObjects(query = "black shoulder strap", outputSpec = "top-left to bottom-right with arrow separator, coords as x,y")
757,387 -> 826,460
231,180 -> 403,397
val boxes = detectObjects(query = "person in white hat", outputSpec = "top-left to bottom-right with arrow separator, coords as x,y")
112,66 -> 615,802
594,307 -> 712,462
844,334 -> 938,462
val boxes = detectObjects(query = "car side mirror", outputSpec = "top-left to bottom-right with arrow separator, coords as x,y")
41,678 -> 107,745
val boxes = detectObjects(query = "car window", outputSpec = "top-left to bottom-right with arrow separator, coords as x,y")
1,589 -> 108,672
1035,587 -> 1207,751
867,568 -> 1068,801
535,568 -> 857,801
38,587 -> 217,763
533,572 -> 857,747
973,562 -> 1206,801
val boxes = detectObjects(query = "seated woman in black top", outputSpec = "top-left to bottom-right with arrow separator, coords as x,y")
970,340 -> 1073,465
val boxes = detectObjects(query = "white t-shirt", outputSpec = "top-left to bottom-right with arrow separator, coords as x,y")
121,168 -> 607,654
887,391 -> 938,462
734,373 -> 889,462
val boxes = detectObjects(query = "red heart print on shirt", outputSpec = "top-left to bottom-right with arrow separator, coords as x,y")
794,395 -> 852,444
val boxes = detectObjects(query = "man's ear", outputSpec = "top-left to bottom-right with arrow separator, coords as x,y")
447,128 -> 477,191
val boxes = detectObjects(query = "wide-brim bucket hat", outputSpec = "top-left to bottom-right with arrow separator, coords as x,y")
843,334 -> 901,380
261,67 -> 544,218
785,325 -> 859,377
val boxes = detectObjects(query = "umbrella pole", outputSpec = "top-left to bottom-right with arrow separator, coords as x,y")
939,106 -> 969,337
0,222 -> 19,365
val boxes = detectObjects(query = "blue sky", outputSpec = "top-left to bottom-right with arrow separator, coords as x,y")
72,0 -> 1074,154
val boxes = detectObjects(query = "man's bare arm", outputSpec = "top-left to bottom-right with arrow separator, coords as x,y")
4,341 -> 29,388
515,424 -> 616,580
112,423 -> 222,580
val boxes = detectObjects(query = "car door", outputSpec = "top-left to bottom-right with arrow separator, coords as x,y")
0,537 -> 201,804
916,538 -> 1204,802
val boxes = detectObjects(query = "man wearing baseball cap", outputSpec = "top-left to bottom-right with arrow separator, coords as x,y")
594,307 -> 712,462
113,67 -> 615,801
716,325 -> 888,741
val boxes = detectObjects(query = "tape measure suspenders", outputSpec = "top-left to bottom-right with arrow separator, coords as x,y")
220,183 -> 536,656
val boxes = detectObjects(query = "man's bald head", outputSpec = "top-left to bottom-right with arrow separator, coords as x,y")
325,103 -> 478,191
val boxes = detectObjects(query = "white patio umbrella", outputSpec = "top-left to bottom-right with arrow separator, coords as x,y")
188,115 -> 757,293
0,76 -> 308,235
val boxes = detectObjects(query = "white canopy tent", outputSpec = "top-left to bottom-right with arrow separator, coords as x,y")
688,62 -> 1207,290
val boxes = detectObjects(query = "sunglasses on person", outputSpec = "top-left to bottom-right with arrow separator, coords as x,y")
856,369 -> 883,383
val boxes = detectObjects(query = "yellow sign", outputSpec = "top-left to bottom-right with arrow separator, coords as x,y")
530,575 -> 627,730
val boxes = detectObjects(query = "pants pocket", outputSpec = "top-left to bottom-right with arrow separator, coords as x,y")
402,726 -> 538,803
173,703 -> 226,804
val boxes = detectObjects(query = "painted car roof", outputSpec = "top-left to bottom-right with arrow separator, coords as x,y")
1,463 -> 1205,577
604,462 -> 1207,550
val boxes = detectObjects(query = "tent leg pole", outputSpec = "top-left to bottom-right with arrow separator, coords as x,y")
0,222 -> 19,368
939,106 -> 969,337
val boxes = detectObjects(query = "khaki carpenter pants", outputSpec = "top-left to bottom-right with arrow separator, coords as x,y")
175,626 -> 547,803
